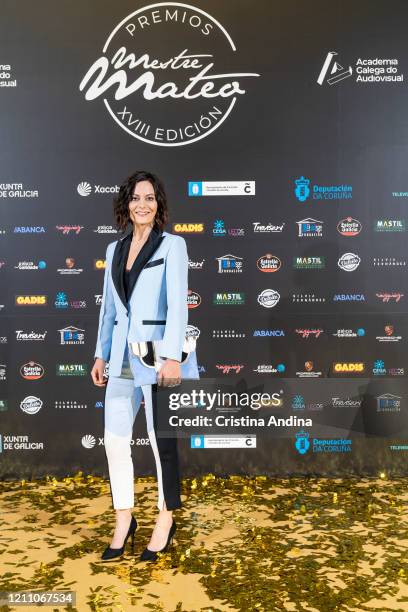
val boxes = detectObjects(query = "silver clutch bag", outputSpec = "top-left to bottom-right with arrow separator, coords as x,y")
129,335 -> 196,372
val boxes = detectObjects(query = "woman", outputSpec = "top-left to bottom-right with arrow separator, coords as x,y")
91,170 -> 199,562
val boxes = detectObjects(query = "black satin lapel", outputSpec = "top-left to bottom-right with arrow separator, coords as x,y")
112,229 -> 132,311
139,232 -> 165,270
126,230 -> 166,302
112,227 -> 167,311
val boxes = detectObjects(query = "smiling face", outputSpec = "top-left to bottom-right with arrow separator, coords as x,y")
128,180 -> 158,228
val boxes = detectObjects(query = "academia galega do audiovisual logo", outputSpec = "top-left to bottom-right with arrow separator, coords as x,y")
79,3 -> 259,146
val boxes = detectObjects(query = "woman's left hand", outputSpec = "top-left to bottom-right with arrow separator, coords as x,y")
157,358 -> 182,387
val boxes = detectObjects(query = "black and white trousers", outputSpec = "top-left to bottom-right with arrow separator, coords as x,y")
103,343 -> 182,511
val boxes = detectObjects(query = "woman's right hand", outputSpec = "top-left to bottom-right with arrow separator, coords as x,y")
91,358 -> 108,386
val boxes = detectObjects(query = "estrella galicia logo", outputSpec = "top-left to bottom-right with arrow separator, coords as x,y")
294,176 -> 310,202
79,3 -> 260,147
295,429 -> 310,454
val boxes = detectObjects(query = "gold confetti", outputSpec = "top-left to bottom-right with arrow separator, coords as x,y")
1,473 -> 407,611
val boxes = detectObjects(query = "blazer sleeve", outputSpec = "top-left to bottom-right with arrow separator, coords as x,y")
94,242 -> 116,361
159,235 -> 189,362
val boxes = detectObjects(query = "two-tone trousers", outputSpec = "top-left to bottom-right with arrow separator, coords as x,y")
103,343 -> 182,511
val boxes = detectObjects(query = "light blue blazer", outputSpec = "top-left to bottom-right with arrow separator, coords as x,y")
94,226 -> 200,380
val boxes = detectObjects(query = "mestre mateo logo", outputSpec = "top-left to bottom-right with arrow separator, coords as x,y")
79,3 -> 260,146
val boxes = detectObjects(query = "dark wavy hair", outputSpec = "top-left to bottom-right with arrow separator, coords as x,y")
113,170 -> 169,234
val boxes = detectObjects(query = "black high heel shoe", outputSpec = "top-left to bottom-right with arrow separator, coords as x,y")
101,514 -> 137,561
140,519 -> 177,561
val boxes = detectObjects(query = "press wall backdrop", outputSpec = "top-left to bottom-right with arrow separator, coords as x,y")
1,0 -> 408,479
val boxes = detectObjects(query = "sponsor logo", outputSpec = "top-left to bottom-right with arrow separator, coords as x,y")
216,364 -> 244,374
56,225 -> 84,235
81,435 -> 96,449
376,292 -> 404,303
213,329 -> 245,338
186,324 -> 200,341
331,397 -> 362,408
173,223 -> 204,233
295,329 -> 323,339
57,258 -> 83,275
16,330 -> 47,342
294,429 -> 353,454
296,218 -> 323,237
20,362 -> 45,380
213,292 -> 244,305
253,329 -> 285,337
375,219 -> 406,232
15,295 -> 47,306
338,252 -> 361,271
253,222 -> 285,233
317,51 -> 353,85
373,360 -> 404,376
93,225 -> 118,234
256,254 -> 281,272
189,181 -> 255,195
56,364 -> 88,376
20,396 -> 43,414
188,290 -> 201,307
333,328 -> 365,338
55,399 -> 88,409
373,257 -> 406,267
296,361 -> 322,378
253,363 -> 286,374
216,254 -> 243,273
188,258 -> 205,270
14,261 -> 47,271
190,435 -> 257,449
293,293 -> 325,303
294,176 -> 352,201
0,184 -> 38,198
58,326 -> 85,345
0,434 -> 44,450
332,362 -> 365,374
376,394 -> 402,411
293,256 -> 325,269
376,325 -> 402,342
257,289 -> 280,308
54,292 -> 86,309
213,219 -> 244,237
318,51 -> 404,85
14,226 -> 45,234
333,294 -> 365,302
337,217 -> 362,236
77,181 -> 118,196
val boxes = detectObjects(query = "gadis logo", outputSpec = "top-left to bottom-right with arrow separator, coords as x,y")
79,3 -> 260,146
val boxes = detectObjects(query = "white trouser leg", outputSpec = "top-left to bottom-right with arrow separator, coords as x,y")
104,375 -> 143,509
142,384 -> 165,511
